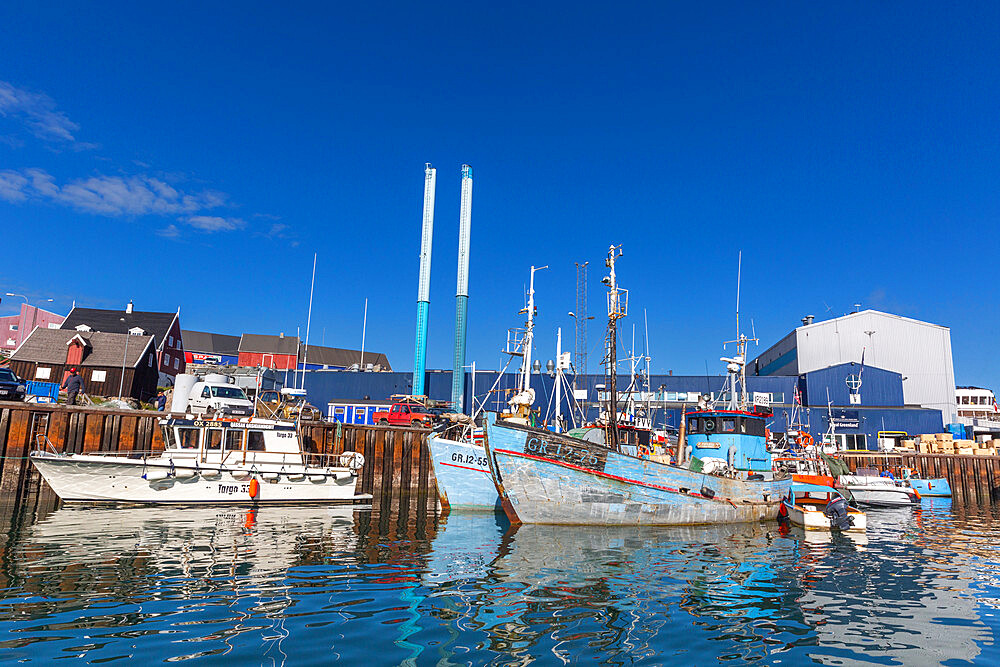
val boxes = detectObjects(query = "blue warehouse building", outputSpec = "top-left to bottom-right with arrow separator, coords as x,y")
305,360 -> 943,448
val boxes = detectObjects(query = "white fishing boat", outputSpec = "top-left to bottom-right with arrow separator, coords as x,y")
29,416 -> 370,504
837,469 -> 919,507
428,265 -> 549,511
782,482 -> 867,532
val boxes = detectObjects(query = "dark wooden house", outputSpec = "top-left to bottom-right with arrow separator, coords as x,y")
9,329 -> 160,401
61,302 -> 185,382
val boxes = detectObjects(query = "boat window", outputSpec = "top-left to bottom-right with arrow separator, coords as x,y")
722,418 -> 735,432
163,426 -> 177,450
704,418 -> 716,432
637,429 -> 651,447
201,387 -> 211,398
178,427 -> 200,449
744,418 -> 766,437
247,430 -> 266,451
206,429 -> 223,450
688,418 -> 698,432
225,430 -> 243,451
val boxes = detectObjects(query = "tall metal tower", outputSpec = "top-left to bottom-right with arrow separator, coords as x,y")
451,165 -> 473,412
574,261 -> 589,382
412,163 -> 436,397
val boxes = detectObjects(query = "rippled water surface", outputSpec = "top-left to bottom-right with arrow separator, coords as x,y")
1,492 -> 999,665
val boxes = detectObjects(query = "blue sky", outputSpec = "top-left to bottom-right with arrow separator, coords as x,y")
1,2 -> 998,388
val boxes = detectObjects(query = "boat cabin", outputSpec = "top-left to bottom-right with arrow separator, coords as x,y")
685,410 -> 772,471
160,417 -> 307,467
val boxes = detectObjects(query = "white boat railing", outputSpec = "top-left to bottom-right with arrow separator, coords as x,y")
32,446 -> 363,471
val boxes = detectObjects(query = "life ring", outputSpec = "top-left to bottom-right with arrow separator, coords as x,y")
797,433 -> 814,448
338,451 -> 366,472
249,478 -> 260,500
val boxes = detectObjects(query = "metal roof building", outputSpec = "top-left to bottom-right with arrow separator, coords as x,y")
751,309 -> 956,421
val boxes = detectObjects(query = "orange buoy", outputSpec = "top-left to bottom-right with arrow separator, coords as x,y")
249,478 -> 260,500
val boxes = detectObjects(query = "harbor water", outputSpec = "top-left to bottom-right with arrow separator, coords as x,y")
1,492 -> 999,664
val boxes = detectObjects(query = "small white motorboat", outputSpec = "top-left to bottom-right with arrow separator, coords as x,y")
782,482 -> 867,532
30,416 -> 370,505
836,469 -> 920,507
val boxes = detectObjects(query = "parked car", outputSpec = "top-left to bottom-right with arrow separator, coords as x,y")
373,400 -> 437,427
0,368 -> 26,402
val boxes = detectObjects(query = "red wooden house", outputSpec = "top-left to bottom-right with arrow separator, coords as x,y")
237,333 -> 300,369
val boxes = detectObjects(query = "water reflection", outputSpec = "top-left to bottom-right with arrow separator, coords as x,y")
0,492 -> 998,664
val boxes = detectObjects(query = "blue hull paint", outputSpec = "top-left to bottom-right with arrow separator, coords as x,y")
485,415 -> 791,526
428,436 -> 501,511
908,477 -> 953,497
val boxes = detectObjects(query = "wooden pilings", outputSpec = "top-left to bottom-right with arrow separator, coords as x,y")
0,402 -> 438,507
841,452 -> 1000,504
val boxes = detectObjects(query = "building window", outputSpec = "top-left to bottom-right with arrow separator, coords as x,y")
169,335 -> 174,347
164,353 -> 171,366
174,357 -> 179,369
149,354 -> 154,367
9,324 -> 16,331
48,322 -> 59,329
92,370 -> 106,382
6,338 -> 14,346
35,367 -> 51,380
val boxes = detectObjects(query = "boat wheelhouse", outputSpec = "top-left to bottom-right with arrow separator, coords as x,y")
685,409 -> 771,471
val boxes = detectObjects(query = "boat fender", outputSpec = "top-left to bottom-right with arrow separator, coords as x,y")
778,502 -> 789,519
727,445 -> 737,468
700,486 -> 716,499
249,478 -> 260,500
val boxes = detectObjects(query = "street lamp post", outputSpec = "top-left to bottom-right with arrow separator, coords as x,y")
118,317 -> 128,400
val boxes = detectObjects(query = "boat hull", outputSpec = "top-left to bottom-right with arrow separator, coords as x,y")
485,417 -> 790,526
427,436 -> 500,510
906,477 -> 952,497
842,486 -> 918,507
29,452 -> 366,504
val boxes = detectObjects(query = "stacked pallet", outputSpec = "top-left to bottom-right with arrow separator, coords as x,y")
913,433 -> 998,456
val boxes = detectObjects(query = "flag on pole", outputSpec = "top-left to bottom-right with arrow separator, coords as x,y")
858,348 -> 865,384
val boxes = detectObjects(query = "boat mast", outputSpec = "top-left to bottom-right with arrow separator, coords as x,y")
604,245 -> 626,449
520,265 -> 546,393
722,251 -> 756,412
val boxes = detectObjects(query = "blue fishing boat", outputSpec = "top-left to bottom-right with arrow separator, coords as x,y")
900,467 -> 952,497
483,245 -> 791,526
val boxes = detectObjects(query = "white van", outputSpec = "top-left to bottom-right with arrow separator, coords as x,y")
186,380 -> 254,416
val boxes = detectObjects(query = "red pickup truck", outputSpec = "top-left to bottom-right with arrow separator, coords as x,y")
374,401 -> 437,427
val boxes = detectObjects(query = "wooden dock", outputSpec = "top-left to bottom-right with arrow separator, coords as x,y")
840,451 -> 1000,504
0,402 -> 439,509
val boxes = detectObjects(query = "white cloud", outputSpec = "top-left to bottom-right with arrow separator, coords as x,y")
157,224 -> 181,238
0,171 -> 28,203
186,215 -> 245,232
0,80 -> 89,146
0,168 -> 227,217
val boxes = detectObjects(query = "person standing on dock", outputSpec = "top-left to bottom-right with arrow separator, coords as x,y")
155,391 -> 166,411
61,368 -> 84,406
